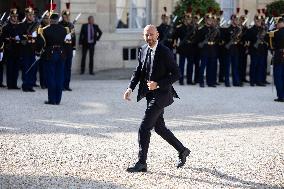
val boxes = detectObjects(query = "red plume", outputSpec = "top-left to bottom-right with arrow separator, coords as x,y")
51,3 -> 56,11
272,10 -> 278,17
163,7 -> 167,12
208,7 -> 213,13
187,6 -> 192,13
26,0 -> 32,6
219,10 -> 223,16
11,1 -> 17,8
236,8 -> 240,14
261,8 -> 266,15
257,9 -> 261,14
196,9 -> 201,15
244,9 -> 248,15
66,2 -> 70,10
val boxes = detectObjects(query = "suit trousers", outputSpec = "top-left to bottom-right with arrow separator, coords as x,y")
64,48 -> 73,88
45,51 -> 65,104
273,64 -> 284,99
81,43 -> 95,73
6,54 -> 20,88
138,92 -> 185,164
21,55 -> 36,90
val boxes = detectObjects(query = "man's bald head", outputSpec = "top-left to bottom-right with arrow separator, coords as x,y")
143,25 -> 159,47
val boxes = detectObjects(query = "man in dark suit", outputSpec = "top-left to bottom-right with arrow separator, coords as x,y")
79,16 -> 102,75
123,25 -> 190,172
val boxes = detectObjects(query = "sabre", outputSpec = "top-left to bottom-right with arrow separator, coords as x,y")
197,17 -> 204,25
0,12 -> 6,21
72,12 -> 81,24
25,58 -> 40,74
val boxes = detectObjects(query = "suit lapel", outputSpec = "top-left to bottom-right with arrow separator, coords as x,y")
151,44 -> 161,74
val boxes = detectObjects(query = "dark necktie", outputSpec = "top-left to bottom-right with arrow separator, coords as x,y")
90,24 -> 94,40
145,48 -> 152,80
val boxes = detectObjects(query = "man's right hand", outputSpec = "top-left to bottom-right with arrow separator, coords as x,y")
123,88 -> 132,101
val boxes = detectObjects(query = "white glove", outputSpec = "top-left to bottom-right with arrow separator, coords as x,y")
15,35 -> 20,41
35,56 -> 40,61
0,52 -> 3,62
269,23 -> 275,31
64,33 -> 71,41
32,31 -> 37,38
72,50 -> 76,57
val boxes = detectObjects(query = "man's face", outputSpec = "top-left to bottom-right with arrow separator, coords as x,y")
277,22 -> 284,29
255,19 -> 262,26
63,15 -> 69,22
10,15 -> 18,22
43,17 -> 50,25
232,17 -> 239,26
206,18 -> 213,26
162,16 -> 169,24
143,26 -> 159,47
26,13 -> 34,22
88,17 -> 94,24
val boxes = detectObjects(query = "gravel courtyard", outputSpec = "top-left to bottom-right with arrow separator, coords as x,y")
0,77 -> 283,189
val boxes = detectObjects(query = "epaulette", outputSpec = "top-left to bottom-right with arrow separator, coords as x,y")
65,27 -> 70,34
37,27 -> 43,35
268,29 -> 278,38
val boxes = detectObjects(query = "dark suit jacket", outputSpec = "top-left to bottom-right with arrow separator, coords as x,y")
79,23 -> 102,45
128,43 -> 180,108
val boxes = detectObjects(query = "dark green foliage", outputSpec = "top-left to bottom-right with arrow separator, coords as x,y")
173,0 -> 220,19
266,0 -> 284,17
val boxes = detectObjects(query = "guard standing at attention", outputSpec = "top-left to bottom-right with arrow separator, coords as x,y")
59,2 -> 76,91
36,12 -> 68,105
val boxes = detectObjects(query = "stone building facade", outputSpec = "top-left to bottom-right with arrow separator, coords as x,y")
0,0 -> 276,72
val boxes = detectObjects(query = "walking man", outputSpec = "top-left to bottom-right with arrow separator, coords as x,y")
123,25 -> 190,172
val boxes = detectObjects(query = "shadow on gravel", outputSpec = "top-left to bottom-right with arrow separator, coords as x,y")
1,112 -> 284,137
0,174 -> 129,189
150,167 -> 283,189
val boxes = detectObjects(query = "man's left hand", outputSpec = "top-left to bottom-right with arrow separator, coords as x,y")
147,81 -> 158,90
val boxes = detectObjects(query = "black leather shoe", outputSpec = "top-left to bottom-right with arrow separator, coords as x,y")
29,88 -> 35,92
200,84 -> 205,88
256,83 -> 266,87
208,85 -> 216,88
0,84 -> 6,88
64,87 -> 72,91
126,162 -> 147,173
44,101 -> 56,105
89,72 -> 95,75
274,98 -> 284,102
33,84 -> 40,87
177,148 -> 191,168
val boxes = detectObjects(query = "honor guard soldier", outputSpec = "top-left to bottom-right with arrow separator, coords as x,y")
38,7 -> 51,89
239,9 -> 249,83
174,6 -> 197,85
157,7 -> 175,51
36,12 -> 68,105
2,4 -> 21,89
268,16 -> 284,102
223,8 -> 242,87
59,2 -> 76,91
246,9 -> 268,86
217,10 -> 227,83
195,8 -> 219,87
19,1 -> 38,92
